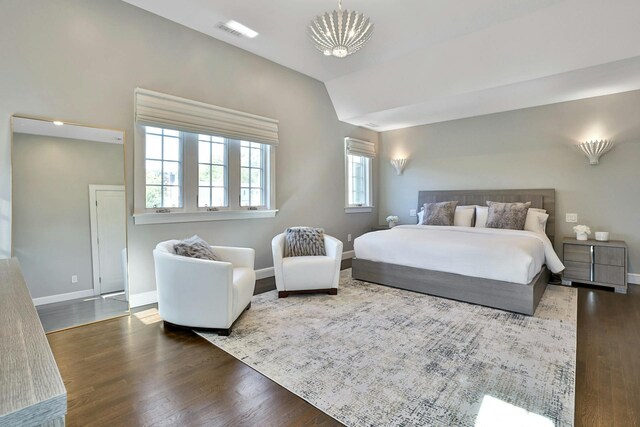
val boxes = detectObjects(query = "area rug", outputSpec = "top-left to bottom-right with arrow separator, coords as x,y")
197,269 -> 577,426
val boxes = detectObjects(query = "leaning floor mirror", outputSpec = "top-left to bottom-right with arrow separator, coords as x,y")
11,115 -> 129,333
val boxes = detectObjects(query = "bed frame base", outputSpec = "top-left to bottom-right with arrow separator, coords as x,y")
351,259 -> 549,316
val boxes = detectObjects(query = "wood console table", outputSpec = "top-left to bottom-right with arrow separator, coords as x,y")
0,258 -> 67,426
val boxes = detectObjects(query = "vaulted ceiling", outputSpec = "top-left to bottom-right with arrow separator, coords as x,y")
123,0 -> 640,131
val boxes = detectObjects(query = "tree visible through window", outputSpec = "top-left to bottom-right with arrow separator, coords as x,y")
145,127 -> 182,208
347,153 -> 370,206
198,135 -> 227,208
240,141 -> 266,207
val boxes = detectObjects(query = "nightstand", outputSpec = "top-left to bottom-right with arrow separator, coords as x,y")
562,237 -> 628,293
370,225 -> 390,231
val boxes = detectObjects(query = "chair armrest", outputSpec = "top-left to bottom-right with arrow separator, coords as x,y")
271,234 -> 285,291
324,235 -> 343,261
211,246 -> 255,269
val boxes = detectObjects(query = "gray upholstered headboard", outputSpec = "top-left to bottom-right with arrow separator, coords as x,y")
417,189 -> 556,243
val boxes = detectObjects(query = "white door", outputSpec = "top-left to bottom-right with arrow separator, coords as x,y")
95,189 -> 126,294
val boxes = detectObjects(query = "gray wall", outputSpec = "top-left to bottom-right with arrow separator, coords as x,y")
12,134 -> 124,299
0,0 -> 378,297
378,90 -> 640,274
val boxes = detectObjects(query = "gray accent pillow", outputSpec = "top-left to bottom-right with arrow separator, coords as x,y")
284,227 -> 326,257
485,201 -> 531,230
174,235 -> 219,261
422,201 -> 458,226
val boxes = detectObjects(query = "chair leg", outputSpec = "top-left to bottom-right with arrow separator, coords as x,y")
218,328 -> 231,336
328,288 -> 338,295
278,291 -> 289,298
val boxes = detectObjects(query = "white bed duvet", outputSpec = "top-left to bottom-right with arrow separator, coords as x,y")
354,225 -> 565,285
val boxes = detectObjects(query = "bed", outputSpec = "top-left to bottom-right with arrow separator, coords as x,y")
351,189 -> 563,315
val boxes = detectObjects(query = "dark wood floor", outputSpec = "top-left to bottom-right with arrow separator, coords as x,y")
46,270 -> 639,426
575,285 -> 640,426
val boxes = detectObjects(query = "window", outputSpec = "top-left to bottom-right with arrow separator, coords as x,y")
344,137 -> 375,213
240,141 -> 266,207
136,128 -> 275,223
134,88 -> 278,224
143,128 -> 271,212
347,154 -> 371,206
145,127 -> 182,208
198,135 -> 227,208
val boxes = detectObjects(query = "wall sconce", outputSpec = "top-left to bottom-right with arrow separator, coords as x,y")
578,140 -> 614,165
390,158 -> 408,175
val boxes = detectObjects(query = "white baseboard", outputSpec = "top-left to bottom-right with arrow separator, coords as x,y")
256,267 -> 275,280
343,250 -> 355,260
129,290 -> 158,308
628,273 -> 640,285
33,289 -> 95,306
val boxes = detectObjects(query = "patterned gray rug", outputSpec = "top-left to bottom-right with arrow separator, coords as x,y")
197,270 -> 576,427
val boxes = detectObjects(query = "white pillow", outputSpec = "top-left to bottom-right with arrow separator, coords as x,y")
454,205 -> 475,227
529,207 -> 547,213
524,209 -> 549,234
475,206 -> 488,228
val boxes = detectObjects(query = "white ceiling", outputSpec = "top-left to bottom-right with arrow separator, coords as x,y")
13,117 -> 124,144
123,0 -> 640,131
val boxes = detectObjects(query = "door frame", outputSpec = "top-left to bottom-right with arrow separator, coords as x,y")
89,184 -> 125,296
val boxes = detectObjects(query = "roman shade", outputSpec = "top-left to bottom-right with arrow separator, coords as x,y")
345,137 -> 376,158
135,88 -> 279,146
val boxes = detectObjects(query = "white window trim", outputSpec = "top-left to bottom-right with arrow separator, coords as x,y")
344,137 -> 375,214
133,89 -> 278,224
345,206 -> 374,214
133,209 -> 278,225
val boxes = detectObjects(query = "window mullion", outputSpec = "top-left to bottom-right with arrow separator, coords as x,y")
228,139 -> 241,210
182,132 -> 197,212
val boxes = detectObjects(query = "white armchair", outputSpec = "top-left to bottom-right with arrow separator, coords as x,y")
271,233 -> 343,298
153,240 -> 256,335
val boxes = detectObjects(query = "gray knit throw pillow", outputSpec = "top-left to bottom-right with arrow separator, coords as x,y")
486,201 -> 531,230
284,227 -> 326,257
174,235 -> 219,261
422,201 -> 458,226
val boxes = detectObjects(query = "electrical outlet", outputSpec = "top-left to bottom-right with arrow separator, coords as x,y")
409,209 -> 417,217
71,275 -> 78,283
566,213 -> 578,223
347,233 -> 352,242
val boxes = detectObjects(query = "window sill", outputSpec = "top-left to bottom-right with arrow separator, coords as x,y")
133,209 -> 278,225
345,206 -> 374,214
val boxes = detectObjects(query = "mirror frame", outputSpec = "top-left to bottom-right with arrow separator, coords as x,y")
10,114 -> 130,332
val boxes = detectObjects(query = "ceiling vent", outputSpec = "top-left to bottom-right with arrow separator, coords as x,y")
365,123 -> 380,128
216,22 -> 243,38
